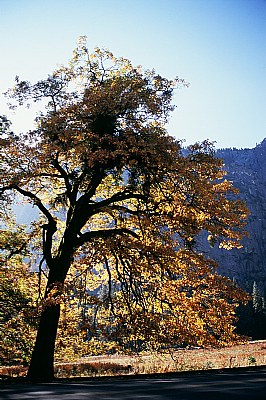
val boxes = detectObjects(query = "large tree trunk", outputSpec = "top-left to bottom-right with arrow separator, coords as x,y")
27,238 -> 74,381
27,301 -> 60,382
27,260 -> 69,382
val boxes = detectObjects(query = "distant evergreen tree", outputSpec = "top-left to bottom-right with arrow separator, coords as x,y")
252,281 -> 263,313
236,282 -> 266,339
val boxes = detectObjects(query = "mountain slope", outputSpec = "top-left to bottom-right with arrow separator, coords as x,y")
212,139 -> 266,292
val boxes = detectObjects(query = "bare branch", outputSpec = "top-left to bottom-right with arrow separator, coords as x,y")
1,184 -> 57,263
12,185 -> 55,226
92,190 -> 146,211
50,153 -> 74,204
76,228 -> 139,247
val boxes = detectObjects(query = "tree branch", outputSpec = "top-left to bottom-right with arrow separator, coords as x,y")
12,185 -> 55,225
50,153 -> 75,205
1,184 -> 57,264
92,190 -> 146,211
106,204 -> 141,216
76,228 -> 139,247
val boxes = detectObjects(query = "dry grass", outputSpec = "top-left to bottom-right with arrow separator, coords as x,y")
1,340 -> 266,379
70,340 -> 266,377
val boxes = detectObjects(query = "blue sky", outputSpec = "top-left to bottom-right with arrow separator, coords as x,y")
0,0 -> 265,149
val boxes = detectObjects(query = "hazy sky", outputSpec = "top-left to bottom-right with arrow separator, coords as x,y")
0,0 -> 265,149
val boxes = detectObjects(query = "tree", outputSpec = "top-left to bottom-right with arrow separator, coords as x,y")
236,282 -> 266,340
252,281 -> 263,313
0,262 -> 39,366
0,224 -> 38,366
0,38 -> 249,381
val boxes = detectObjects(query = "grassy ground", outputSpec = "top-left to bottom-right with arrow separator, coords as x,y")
1,340 -> 266,379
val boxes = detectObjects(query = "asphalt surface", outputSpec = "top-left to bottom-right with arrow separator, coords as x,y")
1,367 -> 266,399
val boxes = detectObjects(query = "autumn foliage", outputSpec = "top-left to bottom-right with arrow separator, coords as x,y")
0,38 -> 249,381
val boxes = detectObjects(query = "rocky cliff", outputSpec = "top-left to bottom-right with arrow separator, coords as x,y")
208,139 -> 266,292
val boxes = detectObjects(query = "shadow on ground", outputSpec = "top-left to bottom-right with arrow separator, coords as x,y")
1,366 -> 266,399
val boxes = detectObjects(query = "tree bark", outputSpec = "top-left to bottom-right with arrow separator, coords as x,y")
27,261 -> 68,382
27,301 -> 60,382
27,236 -> 75,381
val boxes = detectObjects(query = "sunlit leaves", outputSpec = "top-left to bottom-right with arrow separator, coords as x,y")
0,260 -> 39,365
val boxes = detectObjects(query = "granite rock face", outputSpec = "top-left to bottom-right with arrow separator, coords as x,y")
208,139 -> 266,292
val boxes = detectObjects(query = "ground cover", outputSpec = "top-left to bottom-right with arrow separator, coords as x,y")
1,340 -> 265,379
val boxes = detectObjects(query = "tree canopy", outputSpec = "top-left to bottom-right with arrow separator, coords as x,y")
0,38 -> 249,381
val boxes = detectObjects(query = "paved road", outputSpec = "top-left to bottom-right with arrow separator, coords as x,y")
1,368 -> 266,399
